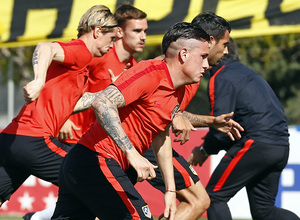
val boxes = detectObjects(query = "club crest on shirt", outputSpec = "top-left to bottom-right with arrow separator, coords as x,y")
142,205 -> 152,218
189,165 -> 198,176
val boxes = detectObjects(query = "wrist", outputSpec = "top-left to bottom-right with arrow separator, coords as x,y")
199,146 -> 209,157
166,189 -> 176,193
172,112 -> 183,119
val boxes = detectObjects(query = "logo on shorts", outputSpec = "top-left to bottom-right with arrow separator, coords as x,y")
142,205 -> 152,218
189,165 -> 198,176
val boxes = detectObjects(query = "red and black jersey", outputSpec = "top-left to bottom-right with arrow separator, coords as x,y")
79,59 -> 199,170
63,45 -> 137,143
3,39 -> 92,137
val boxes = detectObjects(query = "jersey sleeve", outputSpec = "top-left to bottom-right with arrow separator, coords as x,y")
56,40 -> 92,70
113,61 -> 161,106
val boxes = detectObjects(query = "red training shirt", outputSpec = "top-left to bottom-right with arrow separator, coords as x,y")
78,59 -> 200,170
3,39 -> 92,137
63,46 -> 137,143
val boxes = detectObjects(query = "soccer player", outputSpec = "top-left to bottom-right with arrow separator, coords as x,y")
55,9 -> 242,220
23,4 -> 147,219
0,4 -> 117,208
51,22 -> 211,220
187,38 -> 300,220
58,2 -> 148,145
134,12 -> 233,220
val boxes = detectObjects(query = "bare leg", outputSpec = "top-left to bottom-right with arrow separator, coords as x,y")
175,178 -> 210,220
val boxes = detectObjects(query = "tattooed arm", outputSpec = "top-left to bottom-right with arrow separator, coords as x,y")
92,85 -> 158,181
172,111 -> 244,143
24,42 -> 65,103
73,92 -> 100,113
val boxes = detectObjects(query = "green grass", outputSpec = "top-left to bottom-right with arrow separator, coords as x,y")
0,216 -> 249,220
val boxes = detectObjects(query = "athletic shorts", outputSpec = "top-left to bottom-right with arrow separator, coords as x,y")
0,133 -> 72,202
52,144 -> 153,220
126,146 -> 200,192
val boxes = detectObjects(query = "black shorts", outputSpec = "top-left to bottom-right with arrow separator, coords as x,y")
52,144 -> 153,220
126,146 -> 200,192
0,133 -> 72,202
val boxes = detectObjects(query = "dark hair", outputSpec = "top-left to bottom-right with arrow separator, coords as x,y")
223,37 -> 240,61
114,2 -> 147,28
162,22 -> 210,54
192,12 -> 231,43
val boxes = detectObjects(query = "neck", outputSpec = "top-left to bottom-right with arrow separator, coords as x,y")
165,57 -> 185,89
79,33 -> 94,56
114,40 -> 133,63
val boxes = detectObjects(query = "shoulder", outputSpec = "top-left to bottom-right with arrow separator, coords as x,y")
114,60 -> 167,91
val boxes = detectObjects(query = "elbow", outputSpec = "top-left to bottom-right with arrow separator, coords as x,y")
91,92 -> 105,113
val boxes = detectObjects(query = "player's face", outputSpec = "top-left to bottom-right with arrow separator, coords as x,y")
121,18 -> 148,54
94,27 -> 118,57
183,40 -> 210,83
208,30 -> 230,66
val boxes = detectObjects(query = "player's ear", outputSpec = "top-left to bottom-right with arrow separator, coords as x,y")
209,35 -> 216,48
179,48 -> 188,64
117,27 -> 123,38
94,26 -> 103,39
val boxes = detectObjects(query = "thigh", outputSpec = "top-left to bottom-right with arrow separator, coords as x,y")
56,144 -> 153,220
246,144 -> 289,212
144,146 -> 199,192
206,139 -> 267,202
9,135 -> 72,185
0,133 -> 30,202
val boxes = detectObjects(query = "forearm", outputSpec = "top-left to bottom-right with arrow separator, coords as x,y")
182,111 -> 215,127
92,86 -> 134,153
152,127 -> 175,191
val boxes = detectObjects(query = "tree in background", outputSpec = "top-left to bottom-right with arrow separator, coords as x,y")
235,34 -> 300,124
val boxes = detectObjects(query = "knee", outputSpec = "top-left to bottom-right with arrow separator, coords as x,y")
196,191 -> 210,211
178,183 -> 211,214
251,206 -> 274,220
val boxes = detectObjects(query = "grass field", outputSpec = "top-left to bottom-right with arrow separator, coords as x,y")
0,217 -> 186,220
0,217 -> 250,220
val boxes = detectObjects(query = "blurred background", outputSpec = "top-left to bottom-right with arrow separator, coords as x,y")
0,0 -> 300,219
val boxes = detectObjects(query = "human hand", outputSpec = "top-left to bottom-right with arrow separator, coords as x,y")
23,79 -> 45,103
172,114 -> 196,145
187,146 -> 208,166
108,63 -> 132,83
158,190 -> 177,220
127,149 -> 158,182
57,119 -> 80,141
212,112 -> 244,141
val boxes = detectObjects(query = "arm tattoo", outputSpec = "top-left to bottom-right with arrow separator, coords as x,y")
103,86 -> 125,107
93,86 -> 132,152
81,92 -> 100,108
32,49 -> 38,65
183,111 -> 208,126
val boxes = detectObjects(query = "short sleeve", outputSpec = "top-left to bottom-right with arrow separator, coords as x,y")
56,39 -> 92,70
113,60 -> 165,106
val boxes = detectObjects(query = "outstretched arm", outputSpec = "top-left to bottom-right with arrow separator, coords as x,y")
24,42 -> 65,103
92,85 -> 157,182
172,111 -> 244,143
152,126 -> 177,220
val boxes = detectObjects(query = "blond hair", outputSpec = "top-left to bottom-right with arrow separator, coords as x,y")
77,5 -> 117,38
